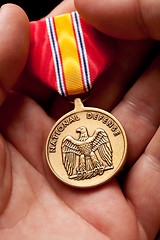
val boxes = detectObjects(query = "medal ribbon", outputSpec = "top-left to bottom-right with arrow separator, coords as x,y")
27,11 -> 114,96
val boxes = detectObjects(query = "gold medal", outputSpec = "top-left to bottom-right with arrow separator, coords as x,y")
28,12 -> 125,188
46,98 -> 127,188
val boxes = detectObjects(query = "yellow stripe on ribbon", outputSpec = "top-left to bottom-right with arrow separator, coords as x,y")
54,13 -> 84,95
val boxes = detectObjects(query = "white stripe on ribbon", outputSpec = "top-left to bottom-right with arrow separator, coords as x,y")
71,11 -> 91,92
46,18 -> 66,96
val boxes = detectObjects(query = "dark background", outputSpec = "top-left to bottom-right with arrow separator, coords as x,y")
0,0 -> 62,20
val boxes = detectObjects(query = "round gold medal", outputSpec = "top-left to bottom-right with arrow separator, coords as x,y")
46,98 -> 127,188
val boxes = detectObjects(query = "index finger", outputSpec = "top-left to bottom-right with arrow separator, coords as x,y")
74,0 -> 160,40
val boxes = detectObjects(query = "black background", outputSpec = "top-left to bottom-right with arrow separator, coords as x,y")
0,0 -> 62,20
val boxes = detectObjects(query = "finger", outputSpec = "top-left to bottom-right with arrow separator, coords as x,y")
0,4 -> 30,106
75,0 -> 160,40
124,126 -> 160,239
112,53 -> 160,166
45,0 -> 75,18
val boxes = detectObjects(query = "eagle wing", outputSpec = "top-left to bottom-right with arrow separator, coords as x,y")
91,129 -> 113,166
61,136 -> 81,176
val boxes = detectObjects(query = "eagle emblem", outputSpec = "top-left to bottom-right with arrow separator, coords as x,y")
61,127 -> 113,180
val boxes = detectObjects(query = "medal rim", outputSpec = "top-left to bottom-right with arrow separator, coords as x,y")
46,104 -> 127,188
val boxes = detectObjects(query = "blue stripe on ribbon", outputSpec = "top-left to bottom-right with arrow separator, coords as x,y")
73,12 -> 90,91
48,18 -> 64,96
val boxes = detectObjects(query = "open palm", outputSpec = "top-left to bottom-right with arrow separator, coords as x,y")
0,3 -> 159,240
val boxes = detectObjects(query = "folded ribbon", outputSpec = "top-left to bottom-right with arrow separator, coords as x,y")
27,11 -> 114,96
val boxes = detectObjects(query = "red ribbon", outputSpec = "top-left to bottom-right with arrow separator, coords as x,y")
27,11 -> 114,96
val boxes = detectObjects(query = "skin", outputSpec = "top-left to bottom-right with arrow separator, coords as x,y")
0,1 -> 159,239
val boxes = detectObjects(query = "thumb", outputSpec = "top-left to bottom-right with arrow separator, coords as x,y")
0,4 -> 30,105
74,0 -> 160,40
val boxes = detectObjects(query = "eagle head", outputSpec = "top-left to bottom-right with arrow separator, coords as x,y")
76,127 -> 89,141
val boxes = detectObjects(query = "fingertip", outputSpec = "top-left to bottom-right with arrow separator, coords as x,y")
0,3 -> 30,27
74,0 -> 92,22
0,3 -> 30,55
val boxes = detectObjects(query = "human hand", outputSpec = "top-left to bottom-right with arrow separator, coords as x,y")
0,1 -> 159,240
